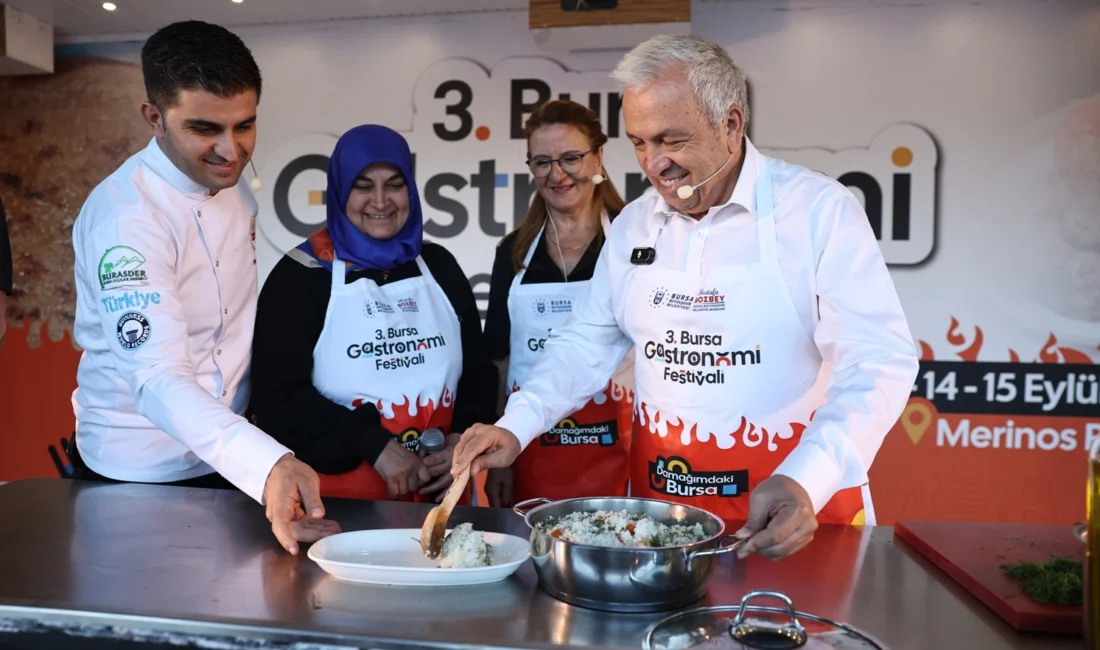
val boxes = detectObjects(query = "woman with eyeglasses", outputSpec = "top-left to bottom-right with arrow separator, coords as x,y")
482,100 -> 634,508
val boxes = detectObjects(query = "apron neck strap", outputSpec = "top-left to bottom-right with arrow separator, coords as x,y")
754,161 -> 778,265
521,225 -> 544,270
331,254 -> 347,287
648,213 -> 669,248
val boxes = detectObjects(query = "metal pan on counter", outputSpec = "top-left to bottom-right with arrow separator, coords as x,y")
511,496 -> 743,613
644,590 -> 890,650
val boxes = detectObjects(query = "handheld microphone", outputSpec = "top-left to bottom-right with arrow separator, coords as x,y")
675,152 -> 734,200
248,159 -> 263,192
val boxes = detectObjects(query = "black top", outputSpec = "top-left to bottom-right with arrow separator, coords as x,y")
483,224 -> 608,361
250,242 -> 498,475
0,198 -> 11,295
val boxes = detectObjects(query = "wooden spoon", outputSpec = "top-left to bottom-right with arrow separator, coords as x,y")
420,465 -> 472,559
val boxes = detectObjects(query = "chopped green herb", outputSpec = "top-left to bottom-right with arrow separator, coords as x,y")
1001,556 -> 1083,606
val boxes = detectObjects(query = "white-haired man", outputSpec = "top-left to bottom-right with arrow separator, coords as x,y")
454,35 -> 918,560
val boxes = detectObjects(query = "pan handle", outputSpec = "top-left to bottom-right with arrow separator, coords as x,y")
685,535 -> 745,570
512,498 -> 553,517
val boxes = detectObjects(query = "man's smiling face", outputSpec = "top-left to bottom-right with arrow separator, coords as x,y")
145,88 -> 258,192
622,71 -> 743,215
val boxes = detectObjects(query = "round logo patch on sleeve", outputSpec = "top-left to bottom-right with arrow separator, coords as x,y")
116,312 -> 151,350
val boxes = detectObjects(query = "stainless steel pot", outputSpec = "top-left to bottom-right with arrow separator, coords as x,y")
512,496 -> 744,613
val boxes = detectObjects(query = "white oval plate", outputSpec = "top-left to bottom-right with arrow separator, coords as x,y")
307,528 -> 531,586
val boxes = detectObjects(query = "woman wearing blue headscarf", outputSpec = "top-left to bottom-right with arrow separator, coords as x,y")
250,125 -> 497,503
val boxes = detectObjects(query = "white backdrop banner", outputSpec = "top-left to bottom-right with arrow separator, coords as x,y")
255,56 -> 939,313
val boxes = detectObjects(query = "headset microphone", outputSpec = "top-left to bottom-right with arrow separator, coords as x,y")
248,159 -> 263,192
675,152 -> 734,200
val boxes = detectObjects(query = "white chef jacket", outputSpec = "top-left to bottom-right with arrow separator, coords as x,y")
496,137 -> 920,513
71,137 -> 291,504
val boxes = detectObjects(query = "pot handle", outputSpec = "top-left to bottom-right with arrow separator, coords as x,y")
512,498 -> 553,517
686,535 -> 745,570
1073,521 -> 1088,543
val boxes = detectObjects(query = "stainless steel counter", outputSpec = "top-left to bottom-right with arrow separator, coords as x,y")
0,479 -> 1080,650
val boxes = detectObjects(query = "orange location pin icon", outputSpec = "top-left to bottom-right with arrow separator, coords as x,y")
901,401 -> 933,445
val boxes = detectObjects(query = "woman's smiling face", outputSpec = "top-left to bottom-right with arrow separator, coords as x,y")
344,162 -> 410,240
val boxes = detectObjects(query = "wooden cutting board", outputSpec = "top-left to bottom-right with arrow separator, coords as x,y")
894,520 -> 1084,634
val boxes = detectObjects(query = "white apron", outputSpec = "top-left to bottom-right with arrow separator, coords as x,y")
311,254 -> 464,502
621,160 -> 871,525
506,216 -> 634,500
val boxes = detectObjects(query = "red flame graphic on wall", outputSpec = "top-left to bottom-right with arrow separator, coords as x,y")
917,315 -> 1096,364
352,387 -> 455,451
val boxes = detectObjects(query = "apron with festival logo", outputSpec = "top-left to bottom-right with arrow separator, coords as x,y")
311,254 -> 468,503
620,159 -> 869,526
506,216 -> 634,501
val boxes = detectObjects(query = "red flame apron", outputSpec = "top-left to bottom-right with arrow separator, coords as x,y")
311,255 -> 467,503
621,160 -> 869,526
506,217 -> 634,502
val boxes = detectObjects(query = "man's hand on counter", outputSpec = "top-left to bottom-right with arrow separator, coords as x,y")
450,424 -> 522,478
734,475 -> 818,561
263,453 -> 342,555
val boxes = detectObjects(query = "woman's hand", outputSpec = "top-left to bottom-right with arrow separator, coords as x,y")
485,467 -> 515,508
419,433 -> 461,502
373,440 -> 432,499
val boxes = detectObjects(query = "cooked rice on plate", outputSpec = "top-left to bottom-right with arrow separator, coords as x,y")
438,523 -> 495,568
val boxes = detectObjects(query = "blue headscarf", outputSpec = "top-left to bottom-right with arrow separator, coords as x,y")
296,124 -> 423,271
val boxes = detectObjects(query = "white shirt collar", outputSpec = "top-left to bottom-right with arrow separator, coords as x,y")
654,136 -> 763,220
140,137 -> 211,197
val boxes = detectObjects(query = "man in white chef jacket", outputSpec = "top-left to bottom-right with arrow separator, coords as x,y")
454,35 -> 919,560
70,20 -> 339,555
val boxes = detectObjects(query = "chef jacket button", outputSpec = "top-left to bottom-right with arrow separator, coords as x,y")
222,390 -> 227,397
697,230 -> 707,238
215,260 -> 220,267
224,308 -> 228,315
217,349 -> 222,355
197,210 -> 202,218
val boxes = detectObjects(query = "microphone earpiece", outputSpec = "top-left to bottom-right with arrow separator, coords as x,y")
248,159 -> 263,192
673,152 -> 735,201
592,173 -> 605,186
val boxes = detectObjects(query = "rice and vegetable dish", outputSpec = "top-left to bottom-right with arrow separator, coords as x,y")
438,523 -> 494,568
536,510 -> 708,548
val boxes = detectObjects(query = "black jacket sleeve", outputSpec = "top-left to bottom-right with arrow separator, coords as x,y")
249,256 -> 391,474
483,234 -> 516,361
422,243 -> 500,434
0,198 -> 11,296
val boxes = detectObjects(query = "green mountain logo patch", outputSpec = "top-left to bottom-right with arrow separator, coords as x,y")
98,246 -> 149,291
